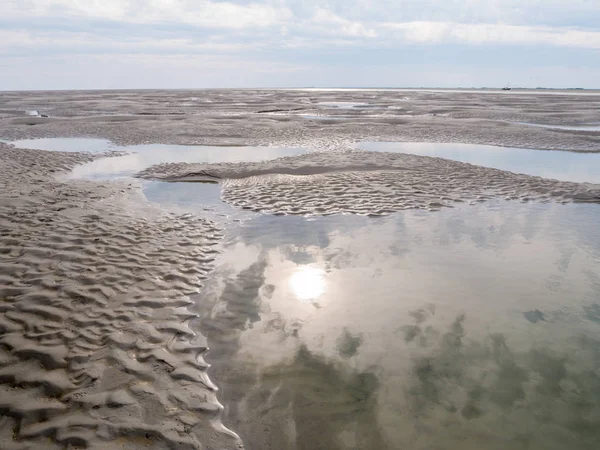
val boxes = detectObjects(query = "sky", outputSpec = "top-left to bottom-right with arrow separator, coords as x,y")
1,0 -> 600,90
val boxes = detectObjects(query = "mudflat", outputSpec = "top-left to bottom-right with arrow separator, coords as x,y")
1,89 -> 600,449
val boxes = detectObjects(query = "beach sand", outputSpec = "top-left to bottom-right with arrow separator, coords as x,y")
138,149 -> 599,215
0,143 -> 241,449
0,89 -> 599,449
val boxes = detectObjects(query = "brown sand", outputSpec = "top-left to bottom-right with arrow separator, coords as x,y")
1,89 -> 600,449
137,150 -> 600,216
1,89 -> 600,152
0,143 -> 241,449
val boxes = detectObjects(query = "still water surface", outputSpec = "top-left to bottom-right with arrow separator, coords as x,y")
357,141 -> 600,183
8,137 -> 600,449
517,122 -> 600,132
197,201 -> 600,450
9,138 -> 307,179
9,138 -> 307,214
11,138 -> 600,185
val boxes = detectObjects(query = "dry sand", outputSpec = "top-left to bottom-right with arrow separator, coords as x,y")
0,89 -> 599,449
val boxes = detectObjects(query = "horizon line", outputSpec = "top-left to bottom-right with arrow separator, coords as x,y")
1,86 -> 598,93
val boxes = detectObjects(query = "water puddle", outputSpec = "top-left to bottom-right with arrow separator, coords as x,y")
301,88 -> 600,96
66,144 -> 307,180
11,138 -> 115,153
356,141 -> 600,183
518,122 -> 600,132
142,181 -> 229,214
10,138 -> 307,175
197,201 -> 600,449
301,114 -> 364,121
318,102 -> 369,108
9,138 -> 307,214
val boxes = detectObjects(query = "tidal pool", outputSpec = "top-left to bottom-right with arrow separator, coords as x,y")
317,102 -> 370,108
517,122 -> 600,132
8,138 -> 307,214
11,137 -> 115,153
9,138 -> 307,179
356,141 -> 600,184
195,201 -> 600,450
66,143 -> 307,180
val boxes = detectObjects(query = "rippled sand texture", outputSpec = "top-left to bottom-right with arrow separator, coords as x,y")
1,89 -> 600,450
1,89 -> 600,152
0,143 -> 241,449
138,151 -> 600,215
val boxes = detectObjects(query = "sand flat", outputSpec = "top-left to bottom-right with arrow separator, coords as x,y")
1,89 -> 600,449
0,143 -> 241,449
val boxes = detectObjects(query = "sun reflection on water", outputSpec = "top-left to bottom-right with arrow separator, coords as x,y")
289,266 -> 326,301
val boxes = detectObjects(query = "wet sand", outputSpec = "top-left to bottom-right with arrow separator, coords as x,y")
138,150 -> 600,215
0,89 -> 600,449
0,143 -> 241,449
1,89 -> 600,152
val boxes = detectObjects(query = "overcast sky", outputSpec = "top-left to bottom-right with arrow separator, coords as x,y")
1,0 -> 600,90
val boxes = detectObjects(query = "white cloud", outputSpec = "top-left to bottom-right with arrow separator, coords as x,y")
285,0 -> 600,27
385,21 -> 600,49
2,0 -> 600,90
3,1 -> 599,49
0,0 -> 292,29
0,29 -> 257,56
312,9 -> 377,38
0,53 -> 309,90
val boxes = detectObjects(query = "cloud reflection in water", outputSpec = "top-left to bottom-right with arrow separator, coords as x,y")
289,266 -> 326,301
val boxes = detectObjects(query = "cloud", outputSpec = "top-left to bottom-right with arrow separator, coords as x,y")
2,1 -> 599,52
1,1 -> 600,89
384,22 -> 600,49
284,0 -> 600,28
0,0 -> 292,29
0,53 -> 309,90
311,9 -> 377,38
0,29 -> 260,57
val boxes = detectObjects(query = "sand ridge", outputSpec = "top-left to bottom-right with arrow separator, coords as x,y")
137,150 -> 600,216
0,143 -> 242,449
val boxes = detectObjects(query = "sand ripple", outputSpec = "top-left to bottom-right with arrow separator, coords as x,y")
137,150 -> 600,216
0,144 -> 241,449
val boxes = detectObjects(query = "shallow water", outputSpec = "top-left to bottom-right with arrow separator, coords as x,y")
300,114 -> 354,120
9,138 -> 307,213
357,141 -> 600,183
317,102 -> 369,108
9,138 -> 307,178
142,180 -> 248,219
197,201 -> 600,450
297,88 -> 600,96
11,137 -> 115,153
518,122 -> 600,132
67,144 -> 307,179
14,138 -> 600,186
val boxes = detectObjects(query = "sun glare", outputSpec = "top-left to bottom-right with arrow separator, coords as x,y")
289,266 -> 326,301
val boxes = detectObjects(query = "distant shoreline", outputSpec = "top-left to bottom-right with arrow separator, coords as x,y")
1,87 -> 599,95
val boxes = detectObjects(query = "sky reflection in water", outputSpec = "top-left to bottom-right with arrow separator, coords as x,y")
197,201 -> 600,450
357,141 -> 600,183
9,138 -> 307,179
9,137 -> 307,216
289,266 -> 327,301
